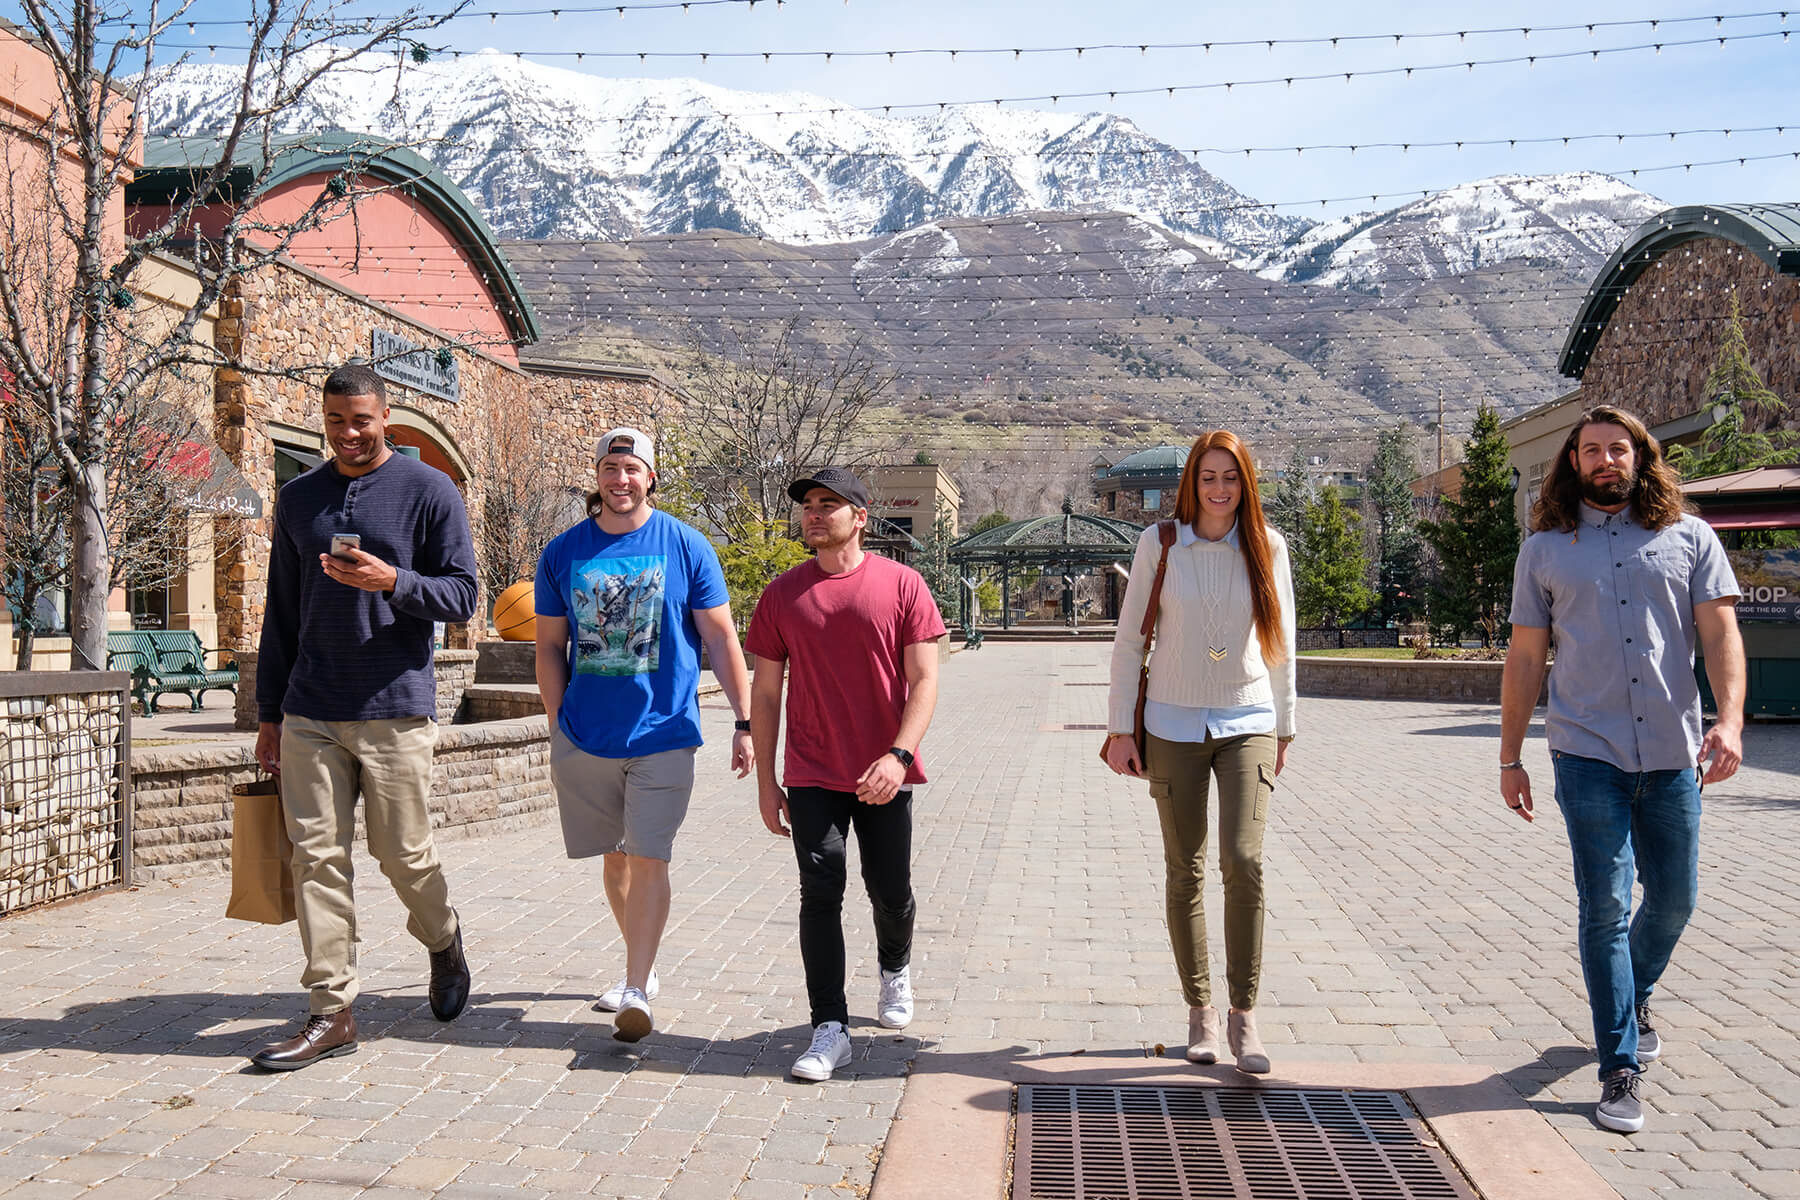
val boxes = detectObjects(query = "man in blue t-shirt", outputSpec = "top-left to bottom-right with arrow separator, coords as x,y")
534,427 -> 753,1042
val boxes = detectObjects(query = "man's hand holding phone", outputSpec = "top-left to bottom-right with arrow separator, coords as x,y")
321,532 -> 398,594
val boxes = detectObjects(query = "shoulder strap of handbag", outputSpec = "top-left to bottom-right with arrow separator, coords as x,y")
1138,519 -> 1178,641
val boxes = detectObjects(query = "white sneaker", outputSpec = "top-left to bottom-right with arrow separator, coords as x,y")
878,966 -> 914,1029
595,969 -> 659,1012
790,1021 -> 851,1081
612,988 -> 653,1043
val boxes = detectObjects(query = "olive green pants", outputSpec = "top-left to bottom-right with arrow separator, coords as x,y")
1145,730 -> 1278,1011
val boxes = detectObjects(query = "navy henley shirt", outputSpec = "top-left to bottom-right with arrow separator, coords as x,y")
256,452 -> 478,724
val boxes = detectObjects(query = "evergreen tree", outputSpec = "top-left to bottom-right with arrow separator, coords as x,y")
969,510 -> 1013,536
716,520 -> 811,635
1362,427 -> 1424,624
1420,407 -> 1520,647
1668,292 -> 1800,481
1265,445 -> 1313,554
912,501 -> 962,624
1294,485 -> 1375,628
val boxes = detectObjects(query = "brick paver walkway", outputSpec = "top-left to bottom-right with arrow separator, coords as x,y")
1,642 -> 1796,1198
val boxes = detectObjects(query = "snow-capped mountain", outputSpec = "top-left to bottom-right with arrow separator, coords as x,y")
1248,172 -> 1665,291
138,49 -> 1310,250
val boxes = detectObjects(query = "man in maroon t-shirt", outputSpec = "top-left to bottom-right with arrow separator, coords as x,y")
746,467 -> 947,1083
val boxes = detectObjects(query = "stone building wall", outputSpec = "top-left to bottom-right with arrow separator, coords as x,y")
212,258 -> 673,652
1575,237 -> 1800,428
1094,482 -> 1180,525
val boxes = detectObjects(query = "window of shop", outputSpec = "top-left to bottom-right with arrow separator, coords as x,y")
274,443 -> 324,488
1142,488 -> 1161,510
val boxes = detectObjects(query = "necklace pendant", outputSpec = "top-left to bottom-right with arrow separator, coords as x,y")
1207,646 -> 1227,662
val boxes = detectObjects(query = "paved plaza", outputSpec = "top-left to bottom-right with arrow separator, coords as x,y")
1,642 -> 1797,1199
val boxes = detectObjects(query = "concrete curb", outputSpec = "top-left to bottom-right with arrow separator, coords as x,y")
872,1051 -> 1620,1200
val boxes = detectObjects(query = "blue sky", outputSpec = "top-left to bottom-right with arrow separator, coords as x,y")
25,0 -> 1800,217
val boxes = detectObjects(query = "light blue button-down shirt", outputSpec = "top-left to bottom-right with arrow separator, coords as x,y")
1143,521 -> 1277,744
1509,505 -> 1739,773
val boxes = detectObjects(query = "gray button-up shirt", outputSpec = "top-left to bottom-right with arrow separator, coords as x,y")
1510,506 -> 1739,773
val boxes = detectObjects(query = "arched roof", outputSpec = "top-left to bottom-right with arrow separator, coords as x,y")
1558,203 -> 1800,379
131,133 -> 540,345
1102,444 -> 1190,479
949,507 -> 1144,567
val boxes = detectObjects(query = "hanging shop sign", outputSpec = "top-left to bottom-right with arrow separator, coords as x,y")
370,329 -> 459,403
1729,548 -> 1800,622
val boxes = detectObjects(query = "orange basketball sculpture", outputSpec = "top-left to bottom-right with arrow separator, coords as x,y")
493,579 -> 537,642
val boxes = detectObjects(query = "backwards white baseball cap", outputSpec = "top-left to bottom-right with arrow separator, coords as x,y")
596,427 -> 655,473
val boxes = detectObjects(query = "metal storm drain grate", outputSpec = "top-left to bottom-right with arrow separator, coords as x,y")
1013,1085 -> 1480,1200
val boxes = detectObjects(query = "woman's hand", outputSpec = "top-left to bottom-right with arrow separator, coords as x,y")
1275,740 -> 1289,776
1102,734 -> 1143,777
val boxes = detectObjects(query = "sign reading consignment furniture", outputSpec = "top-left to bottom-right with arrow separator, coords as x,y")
370,329 -> 459,403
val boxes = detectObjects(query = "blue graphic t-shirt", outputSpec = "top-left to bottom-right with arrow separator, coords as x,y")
535,510 -> 729,758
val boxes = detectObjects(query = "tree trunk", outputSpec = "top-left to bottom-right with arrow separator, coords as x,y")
69,459 -> 110,671
15,627 -> 34,671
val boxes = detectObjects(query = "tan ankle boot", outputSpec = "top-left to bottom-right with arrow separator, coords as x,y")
1186,1006 -> 1220,1064
1228,1009 -> 1270,1075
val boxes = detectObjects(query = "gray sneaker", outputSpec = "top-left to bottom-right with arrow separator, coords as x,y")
1596,1067 -> 1645,1133
1636,1002 -> 1662,1062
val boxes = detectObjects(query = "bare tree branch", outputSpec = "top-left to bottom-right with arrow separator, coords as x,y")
675,315 -> 899,540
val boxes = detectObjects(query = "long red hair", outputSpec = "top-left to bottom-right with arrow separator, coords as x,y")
1173,431 -> 1286,665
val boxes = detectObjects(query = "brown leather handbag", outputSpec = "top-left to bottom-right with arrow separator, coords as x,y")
1101,520 -> 1178,765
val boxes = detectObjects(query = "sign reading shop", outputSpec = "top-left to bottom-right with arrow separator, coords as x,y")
370,329 -> 459,403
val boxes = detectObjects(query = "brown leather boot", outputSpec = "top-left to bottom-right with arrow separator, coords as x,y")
250,1010 -> 357,1071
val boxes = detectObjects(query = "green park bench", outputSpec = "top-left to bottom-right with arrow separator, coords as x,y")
105,629 -> 239,713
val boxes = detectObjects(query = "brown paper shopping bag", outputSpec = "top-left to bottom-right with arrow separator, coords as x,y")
227,777 -> 297,924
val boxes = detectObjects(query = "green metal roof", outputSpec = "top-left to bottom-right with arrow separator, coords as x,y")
949,510 -> 1145,567
129,133 -> 540,346
1101,444 -> 1189,480
1558,203 -> 1800,379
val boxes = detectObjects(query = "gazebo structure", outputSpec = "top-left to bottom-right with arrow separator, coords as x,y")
947,500 -> 1144,629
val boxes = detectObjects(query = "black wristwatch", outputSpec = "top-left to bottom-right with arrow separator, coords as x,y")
733,718 -> 751,733
888,746 -> 915,768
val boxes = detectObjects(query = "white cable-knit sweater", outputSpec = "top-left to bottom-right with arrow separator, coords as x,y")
1108,521 -> 1297,738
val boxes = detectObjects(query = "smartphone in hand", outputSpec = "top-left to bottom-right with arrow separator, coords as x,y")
329,533 -> 361,560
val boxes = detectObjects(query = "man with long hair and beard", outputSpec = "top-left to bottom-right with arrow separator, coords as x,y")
1500,405 -> 1745,1135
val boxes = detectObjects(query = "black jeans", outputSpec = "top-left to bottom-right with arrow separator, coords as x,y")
786,786 -> 916,1028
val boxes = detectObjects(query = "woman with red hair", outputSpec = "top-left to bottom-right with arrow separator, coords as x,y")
1104,430 -> 1297,1073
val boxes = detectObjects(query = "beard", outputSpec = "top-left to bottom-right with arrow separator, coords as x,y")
1578,466 -> 1635,507
804,524 -> 857,552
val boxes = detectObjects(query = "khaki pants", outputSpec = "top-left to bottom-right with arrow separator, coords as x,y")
280,715 -> 457,1015
1145,730 -> 1278,1011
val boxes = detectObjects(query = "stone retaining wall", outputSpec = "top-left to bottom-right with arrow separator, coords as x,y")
129,714 -> 554,878
1297,655 -> 1545,704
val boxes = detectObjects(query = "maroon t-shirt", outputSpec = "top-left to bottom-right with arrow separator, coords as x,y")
745,553 -> 947,792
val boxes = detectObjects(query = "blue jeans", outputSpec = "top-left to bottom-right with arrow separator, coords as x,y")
1551,751 -> 1701,1077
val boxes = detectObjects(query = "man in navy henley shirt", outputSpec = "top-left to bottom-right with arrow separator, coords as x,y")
249,364 -> 478,1071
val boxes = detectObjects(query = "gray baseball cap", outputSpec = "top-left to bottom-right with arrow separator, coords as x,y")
597,427 -> 655,472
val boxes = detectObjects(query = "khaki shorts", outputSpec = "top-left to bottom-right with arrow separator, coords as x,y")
549,726 -> 697,861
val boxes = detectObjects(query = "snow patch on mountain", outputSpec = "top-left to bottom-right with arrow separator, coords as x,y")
1248,172 -> 1665,290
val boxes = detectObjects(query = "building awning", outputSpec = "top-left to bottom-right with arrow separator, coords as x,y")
1700,507 -> 1799,532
